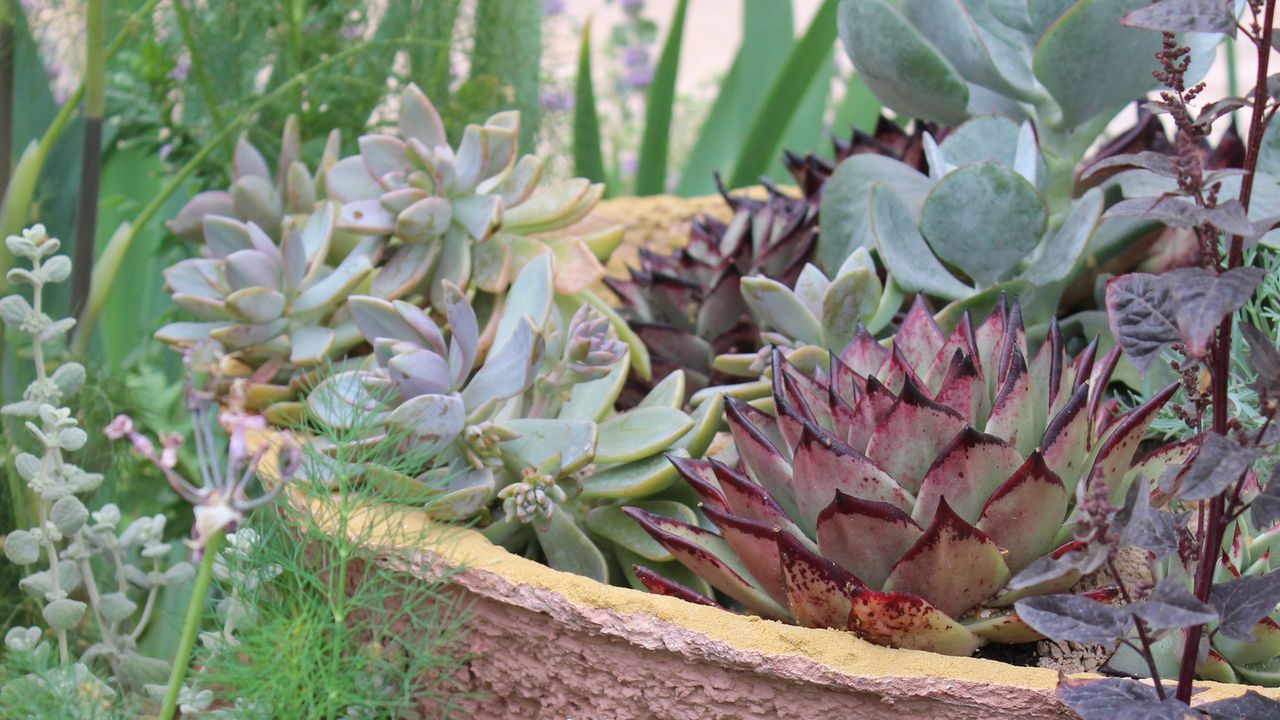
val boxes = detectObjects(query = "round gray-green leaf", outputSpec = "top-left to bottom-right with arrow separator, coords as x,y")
98,592 -> 138,624
919,162 -> 1047,287
3,530 -> 39,565
594,407 -> 692,465
50,496 -> 88,536
42,598 -> 87,631
869,184 -> 974,300
818,154 -> 933,271
838,0 -> 970,125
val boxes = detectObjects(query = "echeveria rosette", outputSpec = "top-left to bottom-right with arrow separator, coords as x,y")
156,202 -> 377,392
166,116 -> 340,242
605,185 -> 818,396
627,297 -> 1179,655
303,256 -> 723,587
327,83 -> 609,309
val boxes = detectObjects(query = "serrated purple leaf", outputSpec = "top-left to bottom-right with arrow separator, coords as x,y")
1131,577 -> 1217,631
1164,267 -> 1265,358
1200,690 -> 1280,720
1056,676 -> 1193,720
1209,571 -> 1280,643
1179,433 -> 1261,502
1105,274 -> 1180,375
1013,593 -> 1132,644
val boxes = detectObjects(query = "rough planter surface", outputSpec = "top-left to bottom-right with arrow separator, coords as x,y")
312,501 -> 1271,720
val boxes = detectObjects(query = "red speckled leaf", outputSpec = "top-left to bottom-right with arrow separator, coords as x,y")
622,507 -> 789,619
883,499 -> 1011,618
977,451 -> 1069,573
861,375 -> 900,426
817,491 -> 923,589
668,455 -> 726,511
985,348 -> 1038,457
793,424 -> 914,533
828,350 -> 864,405
963,608 -> 1045,644
914,426 -> 1024,527
847,587 -> 983,655
631,565 -> 721,607
702,505 -> 791,607
924,312 -> 978,395
934,350 -> 983,426
893,295 -> 945,370
839,323 -> 889,378
777,530 -> 863,629
725,398 -> 798,515
710,459 -> 802,535
829,390 -> 875,452
1085,381 -> 1179,505
1041,385 -> 1090,496
866,377 -> 967,494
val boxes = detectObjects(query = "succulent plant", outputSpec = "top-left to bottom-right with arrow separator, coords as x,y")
156,202 -> 377,383
627,296 -> 1179,655
604,184 -> 818,395
303,255 -> 722,587
326,83 -> 614,309
166,117 -> 340,243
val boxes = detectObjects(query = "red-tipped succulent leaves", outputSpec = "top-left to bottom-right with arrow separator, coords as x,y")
628,297 -> 1178,655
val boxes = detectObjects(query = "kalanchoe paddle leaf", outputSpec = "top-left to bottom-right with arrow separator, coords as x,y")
640,298 -> 1178,655
1180,433 -> 1261,502
1209,572 -> 1280,643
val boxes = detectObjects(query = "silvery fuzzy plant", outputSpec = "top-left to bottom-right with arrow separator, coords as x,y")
0,226 -> 194,714
1006,3 -> 1280,716
306,255 -> 722,586
818,0 -> 1232,328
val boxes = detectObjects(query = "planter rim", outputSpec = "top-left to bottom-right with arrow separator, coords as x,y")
309,493 -> 1279,708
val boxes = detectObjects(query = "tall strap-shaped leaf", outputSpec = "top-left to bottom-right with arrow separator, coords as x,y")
634,0 -> 689,195
572,21 -> 605,185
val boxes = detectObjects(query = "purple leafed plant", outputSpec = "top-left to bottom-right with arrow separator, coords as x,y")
1009,0 -> 1280,716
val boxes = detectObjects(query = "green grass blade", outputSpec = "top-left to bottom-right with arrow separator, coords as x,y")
573,21 -> 606,185
727,0 -> 839,189
765,52 -> 833,178
634,0 -> 689,196
472,0 -> 543,153
674,58 -> 741,197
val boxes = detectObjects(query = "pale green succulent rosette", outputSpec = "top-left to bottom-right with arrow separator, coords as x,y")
304,256 -> 720,588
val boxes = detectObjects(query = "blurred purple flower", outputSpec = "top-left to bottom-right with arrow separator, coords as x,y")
622,45 -> 650,69
620,0 -> 645,12
543,0 -> 566,15
340,22 -> 364,40
169,55 -> 190,82
159,143 -> 174,161
620,153 -> 638,177
539,88 -> 574,112
623,65 -> 653,89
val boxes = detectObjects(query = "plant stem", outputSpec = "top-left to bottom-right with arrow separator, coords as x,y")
158,530 -> 224,720
68,0 -> 106,319
170,0 -> 226,132
0,0 -> 15,201
1176,0 -> 1276,703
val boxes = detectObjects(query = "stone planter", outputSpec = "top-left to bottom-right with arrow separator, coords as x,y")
311,502 -> 1276,720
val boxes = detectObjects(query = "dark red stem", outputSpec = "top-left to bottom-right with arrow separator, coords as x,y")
1175,0 -> 1276,703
